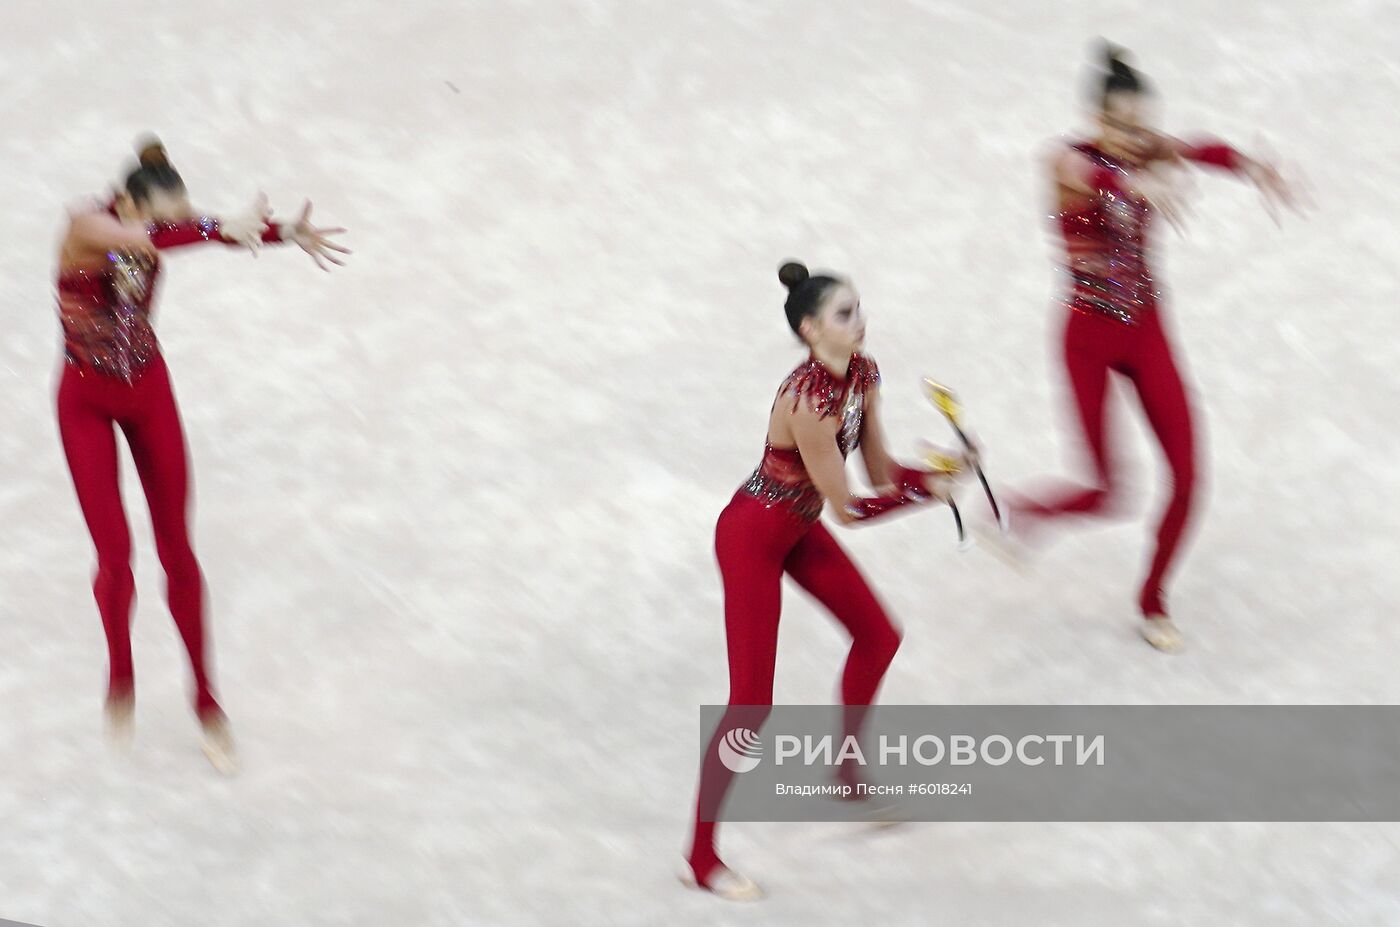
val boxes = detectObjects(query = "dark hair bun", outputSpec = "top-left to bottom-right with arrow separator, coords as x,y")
778,261 -> 810,291
124,135 -> 187,204
1100,40 -> 1136,78
1094,39 -> 1145,101
136,135 -> 170,168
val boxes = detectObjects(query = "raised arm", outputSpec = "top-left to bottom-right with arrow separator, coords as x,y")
146,216 -> 285,251
1140,133 -> 1246,173
1150,133 -> 1298,219
150,198 -> 349,269
1173,137 -> 1246,173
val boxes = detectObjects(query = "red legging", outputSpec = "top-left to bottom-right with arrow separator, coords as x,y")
1019,307 -> 1198,617
687,491 -> 902,884
56,355 -> 219,718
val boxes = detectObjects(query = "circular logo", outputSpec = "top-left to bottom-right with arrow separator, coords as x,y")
717,728 -> 762,773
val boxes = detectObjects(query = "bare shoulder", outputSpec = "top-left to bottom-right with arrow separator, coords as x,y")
68,209 -> 122,239
783,388 -> 841,432
1049,140 -> 1091,174
59,211 -> 108,261
67,209 -> 101,231
777,383 -> 829,421
69,209 -> 155,258
1049,142 -> 1102,200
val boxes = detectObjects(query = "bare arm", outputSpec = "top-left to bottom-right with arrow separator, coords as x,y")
149,198 -> 349,267
63,208 -> 268,259
63,212 -> 156,262
789,399 -> 862,525
790,391 -> 958,526
1151,133 -> 1298,220
1145,133 -> 1244,172
858,387 -> 899,491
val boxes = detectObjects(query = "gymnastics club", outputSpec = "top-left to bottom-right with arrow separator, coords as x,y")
922,446 -> 970,551
923,378 -> 1006,532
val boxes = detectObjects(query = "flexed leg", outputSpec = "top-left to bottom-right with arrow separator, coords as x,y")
785,522 -> 901,707
784,522 -> 901,790
1017,312 -> 1122,522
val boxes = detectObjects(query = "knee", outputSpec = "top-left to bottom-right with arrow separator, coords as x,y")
863,622 -> 903,666
93,542 -> 132,583
155,538 -> 200,582
1174,458 -> 1197,493
879,625 -> 903,663
1093,474 -> 1120,507
721,702 -> 773,732
93,558 -> 133,594
726,685 -> 774,711
1162,456 -> 1197,507
722,669 -> 778,711
1083,482 -> 1125,518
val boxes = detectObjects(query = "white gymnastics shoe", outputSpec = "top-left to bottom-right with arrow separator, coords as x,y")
1139,617 -> 1184,654
104,693 -> 134,753
679,862 -> 764,902
200,714 -> 239,776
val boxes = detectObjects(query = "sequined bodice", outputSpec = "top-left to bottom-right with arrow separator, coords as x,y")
1057,142 -> 1158,325
740,353 -> 880,523
54,214 -> 242,384
57,250 -> 163,384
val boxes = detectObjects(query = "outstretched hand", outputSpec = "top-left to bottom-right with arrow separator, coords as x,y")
287,200 -> 350,271
1244,159 -> 1306,226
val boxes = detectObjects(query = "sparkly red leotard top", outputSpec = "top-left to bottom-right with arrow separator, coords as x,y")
1057,142 -> 1158,326
740,352 -> 880,523
57,215 -> 283,383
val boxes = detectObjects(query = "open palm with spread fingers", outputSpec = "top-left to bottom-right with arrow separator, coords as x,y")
287,200 -> 350,270
1244,159 -> 1304,226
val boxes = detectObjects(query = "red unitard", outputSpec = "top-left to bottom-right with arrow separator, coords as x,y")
686,352 -> 937,887
1018,140 -> 1244,617
56,214 -> 284,718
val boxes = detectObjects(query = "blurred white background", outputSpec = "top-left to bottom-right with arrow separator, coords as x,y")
1,1 -> 1397,924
